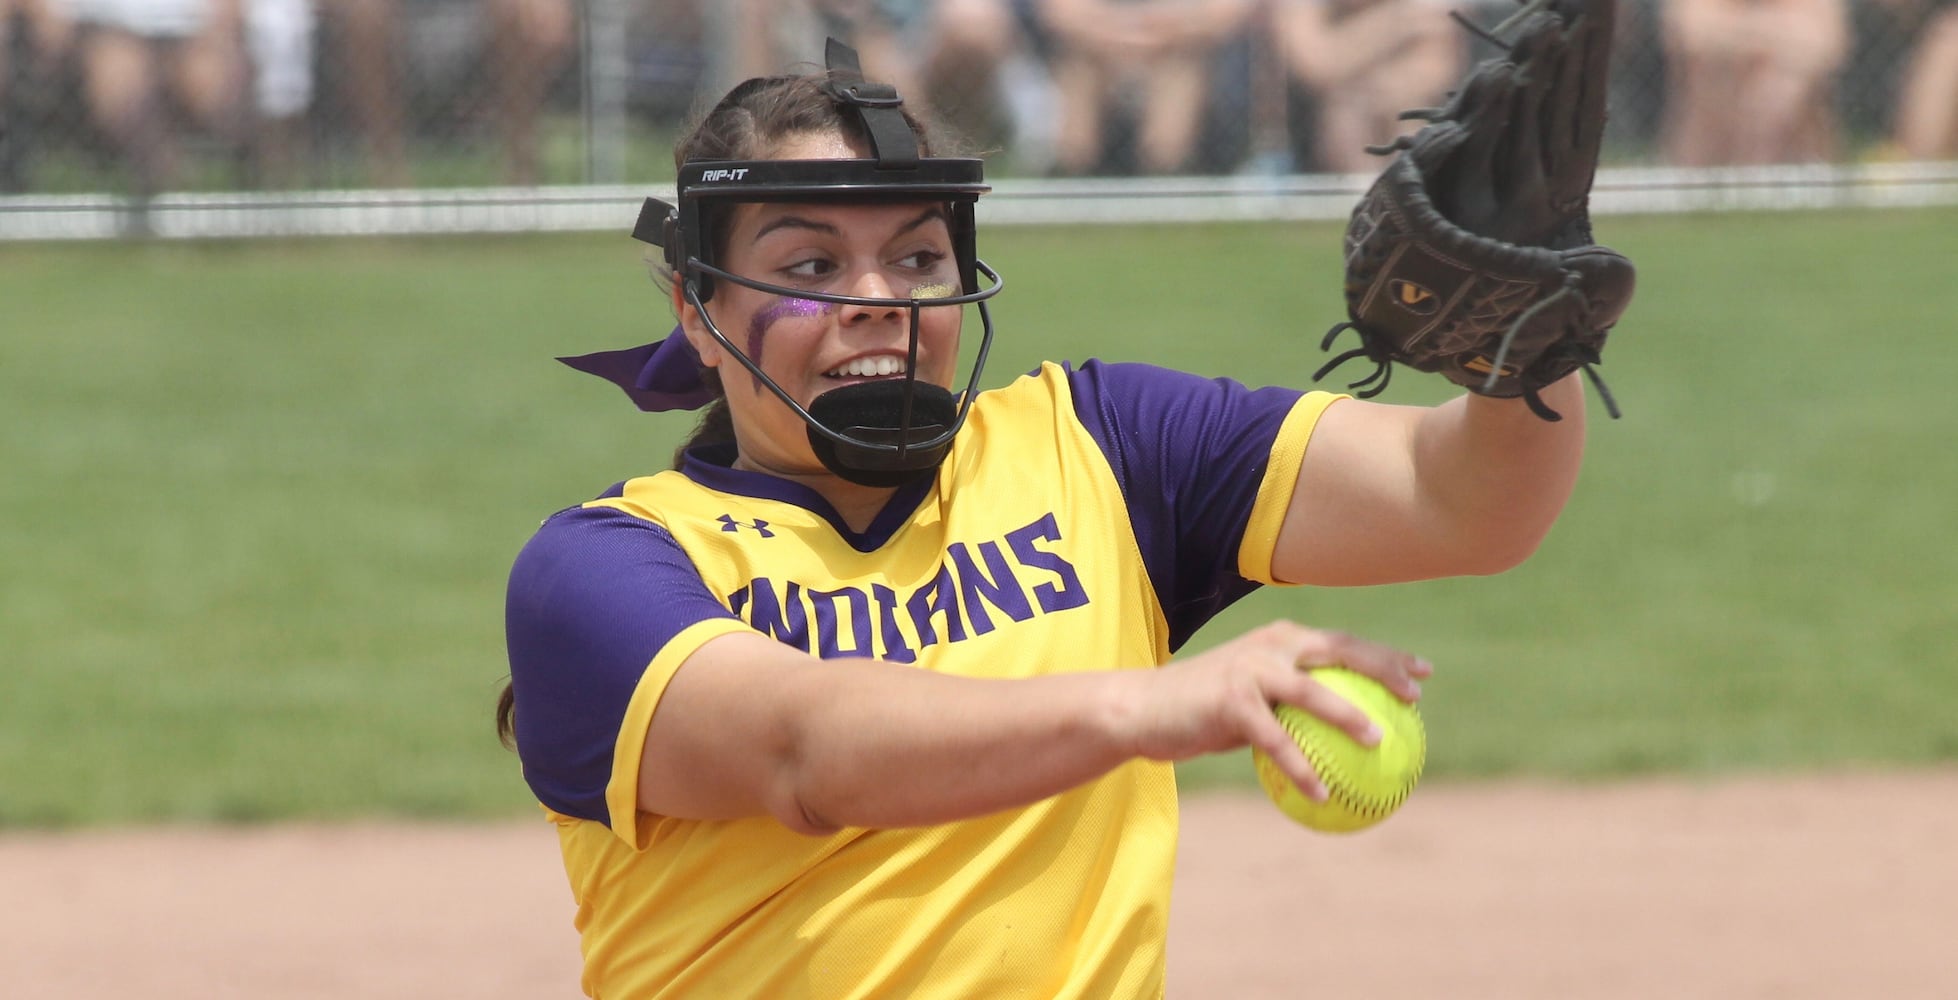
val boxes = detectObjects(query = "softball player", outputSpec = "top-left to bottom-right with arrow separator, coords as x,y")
499,39 -> 1589,998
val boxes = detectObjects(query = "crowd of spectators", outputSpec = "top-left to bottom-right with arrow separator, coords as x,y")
1,0 -> 1954,195
0,0 -> 578,192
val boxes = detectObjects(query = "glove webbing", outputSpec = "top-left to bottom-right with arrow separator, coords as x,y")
1319,0 -> 1622,423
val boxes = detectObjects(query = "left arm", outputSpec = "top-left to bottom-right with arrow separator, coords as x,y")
1271,0 -> 1629,587
1272,374 -> 1585,586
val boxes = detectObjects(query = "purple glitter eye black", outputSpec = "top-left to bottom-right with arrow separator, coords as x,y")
746,297 -> 832,367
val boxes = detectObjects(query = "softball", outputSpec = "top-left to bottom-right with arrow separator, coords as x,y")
1252,667 -> 1426,834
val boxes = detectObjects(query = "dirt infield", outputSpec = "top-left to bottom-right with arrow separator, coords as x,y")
7,771 -> 1955,999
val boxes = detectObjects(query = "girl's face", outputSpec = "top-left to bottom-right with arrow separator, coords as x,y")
678,132 -> 966,481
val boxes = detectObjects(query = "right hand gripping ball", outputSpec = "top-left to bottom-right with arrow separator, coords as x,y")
1252,668 -> 1426,834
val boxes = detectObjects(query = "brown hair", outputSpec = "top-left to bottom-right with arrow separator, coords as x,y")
496,70 -> 938,752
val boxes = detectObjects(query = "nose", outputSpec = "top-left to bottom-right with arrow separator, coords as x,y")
836,268 -> 906,325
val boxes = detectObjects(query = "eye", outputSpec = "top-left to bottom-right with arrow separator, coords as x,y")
781,257 -> 837,282
896,249 -> 950,273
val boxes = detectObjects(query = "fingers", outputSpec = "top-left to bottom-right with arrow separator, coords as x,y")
1268,667 -> 1383,749
1567,5 -> 1613,170
1260,741 -> 1327,803
1506,16 -> 1556,170
1542,6 -> 1610,212
1247,625 -> 1427,802
1243,702 -> 1330,803
1543,22 -> 1581,167
1261,621 -> 1432,703
1144,621 -> 1429,798
1430,63 -> 1517,231
1499,12 -> 1567,244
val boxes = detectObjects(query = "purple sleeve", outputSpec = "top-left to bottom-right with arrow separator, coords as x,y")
1067,360 -> 1306,651
504,500 -> 740,823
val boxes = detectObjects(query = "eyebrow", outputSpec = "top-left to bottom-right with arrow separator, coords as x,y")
751,205 -> 949,244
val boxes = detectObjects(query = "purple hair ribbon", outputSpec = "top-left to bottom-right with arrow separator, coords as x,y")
557,325 -> 715,412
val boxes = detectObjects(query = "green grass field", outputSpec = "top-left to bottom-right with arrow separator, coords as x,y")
3,207 -> 1953,827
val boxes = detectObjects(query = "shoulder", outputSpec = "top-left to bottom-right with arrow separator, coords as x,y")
980,358 -> 1226,413
510,480 -> 702,587
968,359 -> 1326,478
526,484 -> 659,538
1059,358 -> 1318,437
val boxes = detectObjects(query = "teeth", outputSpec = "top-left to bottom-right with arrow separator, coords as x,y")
828,356 -> 905,377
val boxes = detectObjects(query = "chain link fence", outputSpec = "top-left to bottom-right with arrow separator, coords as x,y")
1,0 -> 1953,214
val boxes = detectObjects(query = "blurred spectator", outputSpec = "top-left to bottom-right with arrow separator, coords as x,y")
1881,0 -> 1958,160
0,0 -> 10,188
1659,0 -> 1848,166
484,0 -> 572,185
696,0 -> 794,98
56,0 -> 253,194
317,0 -> 406,185
308,0 -> 572,188
810,0 -> 927,100
2,0 -> 67,188
810,0 -> 1025,152
1271,0 -> 1461,174
1034,0 -> 1258,175
241,0 -> 315,186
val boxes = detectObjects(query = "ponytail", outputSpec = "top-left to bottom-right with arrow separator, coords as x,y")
494,683 -> 517,750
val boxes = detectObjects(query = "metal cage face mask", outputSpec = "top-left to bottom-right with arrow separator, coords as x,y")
631,40 -> 1004,488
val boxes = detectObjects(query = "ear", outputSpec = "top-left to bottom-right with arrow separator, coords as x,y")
673,283 -> 723,369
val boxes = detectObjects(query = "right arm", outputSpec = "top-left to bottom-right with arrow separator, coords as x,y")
638,621 -> 1429,835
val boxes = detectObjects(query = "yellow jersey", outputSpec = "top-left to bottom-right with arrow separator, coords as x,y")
506,360 -> 1340,997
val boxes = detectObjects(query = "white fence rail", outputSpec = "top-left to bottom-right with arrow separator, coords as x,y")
3,163 -> 1955,242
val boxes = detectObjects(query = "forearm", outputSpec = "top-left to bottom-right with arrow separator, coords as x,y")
783,622 -> 1424,832
643,621 -> 1433,835
1408,376 -> 1587,573
783,663 -> 1140,832
641,632 -> 1147,835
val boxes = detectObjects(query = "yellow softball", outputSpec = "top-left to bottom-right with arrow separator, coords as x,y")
1252,667 -> 1426,834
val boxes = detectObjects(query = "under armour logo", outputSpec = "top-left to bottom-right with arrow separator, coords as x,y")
717,514 -> 774,538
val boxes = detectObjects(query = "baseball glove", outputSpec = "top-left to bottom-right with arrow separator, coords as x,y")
1315,0 -> 1635,421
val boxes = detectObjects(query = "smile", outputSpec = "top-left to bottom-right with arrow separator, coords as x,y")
825,356 -> 906,378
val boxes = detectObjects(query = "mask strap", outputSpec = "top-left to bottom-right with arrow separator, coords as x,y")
821,37 -> 920,170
